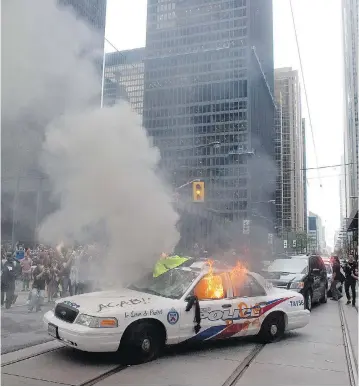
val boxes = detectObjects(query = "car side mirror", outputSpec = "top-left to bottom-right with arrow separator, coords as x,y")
185,295 -> 196,312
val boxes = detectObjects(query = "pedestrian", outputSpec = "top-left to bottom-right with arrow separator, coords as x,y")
1,253 -> 17,309
28,259 -> 49,312
344,254 -> 358,307
330,256 -> 345,301
47,261 -> 59,303
59,252 -> 73,297
20,252 -> 32,291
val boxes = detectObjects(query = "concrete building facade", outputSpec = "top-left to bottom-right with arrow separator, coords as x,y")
342,0 -> 358,225
143,0 -> 276,235
274,67 -> 306,233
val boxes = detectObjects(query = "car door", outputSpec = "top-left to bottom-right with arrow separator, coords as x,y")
178,272 -> 234,343
317,257 -> 327,294
309,256 -> 322,302
228,273 -> 268,337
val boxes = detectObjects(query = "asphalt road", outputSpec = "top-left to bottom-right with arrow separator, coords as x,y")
1,298 -> 357,385
1,291 -> 54,354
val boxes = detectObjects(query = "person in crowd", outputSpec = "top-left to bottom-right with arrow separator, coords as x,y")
344,254 -> 358,307
60,252 -> 73,297
47,261 -> 60,303
1,253 -> 17,309
20,251 -> 32,291
29,258 -> 50,312
330,256 -> 345,301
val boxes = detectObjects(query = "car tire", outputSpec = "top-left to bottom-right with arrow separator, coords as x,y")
320,285 -> 328,303
120,321 -> 164,365
258,312 -> 285,343
304,290 -> 312,311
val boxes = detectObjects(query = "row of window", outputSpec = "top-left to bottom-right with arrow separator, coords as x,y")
145,49 -> 245,69
145,113 -> 247,129
144,80 -> 247,106
148,27 -> 247,50
147,122 -> 247,137
148,6 -> 247,25
149,0 -> 246,7
146,70 -> 247,90
144,100 -> 247,119
147,39 -> 246,57
147,17 -> 247,41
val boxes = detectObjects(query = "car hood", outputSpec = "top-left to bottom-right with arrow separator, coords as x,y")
266,272 -> 303,283
57,288 -> 166,315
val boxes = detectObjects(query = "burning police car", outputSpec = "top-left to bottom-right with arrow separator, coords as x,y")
43,259 -> 310,365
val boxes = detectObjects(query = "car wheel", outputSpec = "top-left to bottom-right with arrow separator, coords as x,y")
320,285 -> 328,303
120,321 -> 164,365
304,291 -> 312,311
258,312 -> 285,343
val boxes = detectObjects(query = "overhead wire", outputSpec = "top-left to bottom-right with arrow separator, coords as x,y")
289,0 -> 323,189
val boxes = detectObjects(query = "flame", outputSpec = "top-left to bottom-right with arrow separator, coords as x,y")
195,259 -> 224,299
229,260 -> 248,286
195,260 -> 248,300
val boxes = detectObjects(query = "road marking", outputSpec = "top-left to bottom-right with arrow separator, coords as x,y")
222,344 -> 265,386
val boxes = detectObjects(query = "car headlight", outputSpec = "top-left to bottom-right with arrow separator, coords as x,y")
290,281 -> 305,289
75,314 -> 118,328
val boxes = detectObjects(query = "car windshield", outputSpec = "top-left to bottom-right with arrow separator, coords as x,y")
127,268 -> 198,299
268,259 -> 308,274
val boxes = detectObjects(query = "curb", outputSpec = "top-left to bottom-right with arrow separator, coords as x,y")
339,300 -> 358,386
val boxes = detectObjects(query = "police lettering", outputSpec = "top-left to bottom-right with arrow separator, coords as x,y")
201,307 -> 258,321
289,300 -> 304,307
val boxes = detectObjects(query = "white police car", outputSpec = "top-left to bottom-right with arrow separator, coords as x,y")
43,259 -> 310,365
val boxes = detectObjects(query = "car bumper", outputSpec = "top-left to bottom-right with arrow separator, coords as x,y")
43,311 -> 123,352
286,309 -> 310,331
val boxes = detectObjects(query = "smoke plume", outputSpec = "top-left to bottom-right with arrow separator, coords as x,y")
2,0 -> 180,283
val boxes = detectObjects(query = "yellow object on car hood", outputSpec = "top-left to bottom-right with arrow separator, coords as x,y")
153,256 -> 189,277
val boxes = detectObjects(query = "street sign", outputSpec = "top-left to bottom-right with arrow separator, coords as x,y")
243,219 -> 250,235
268,233 -> 273,245
284,240 -> 288,249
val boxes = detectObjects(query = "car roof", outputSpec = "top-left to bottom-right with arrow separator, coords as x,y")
290,255 -> 308,259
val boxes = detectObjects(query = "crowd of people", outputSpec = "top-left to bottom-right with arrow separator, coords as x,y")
330,254 -> 358,306
1,243 -> 101,311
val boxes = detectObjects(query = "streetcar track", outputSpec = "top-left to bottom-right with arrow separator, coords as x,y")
1,346 -> 63,367
79,365 -> 127,386
222,344 -> 265,386
338,301 -> 358,386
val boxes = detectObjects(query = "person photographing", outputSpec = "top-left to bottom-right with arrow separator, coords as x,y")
344,255 -> 358,307
28,259 -> 49,312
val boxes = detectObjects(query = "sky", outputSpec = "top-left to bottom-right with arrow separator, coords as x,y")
104,0 -> 345,249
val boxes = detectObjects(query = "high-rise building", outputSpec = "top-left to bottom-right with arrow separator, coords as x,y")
58,0 -> 107,32
308,211 -> 326,253
1,0 -> 107,243
143,0 -> 275,239
342,0 -> 358,233
103,48 -> 145,114
302,118 -> 308,233
274,67 -> 306,233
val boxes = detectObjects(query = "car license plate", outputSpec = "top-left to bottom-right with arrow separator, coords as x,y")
48,323 -> 58,338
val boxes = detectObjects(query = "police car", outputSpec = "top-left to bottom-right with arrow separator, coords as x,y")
43,259 -> 310,365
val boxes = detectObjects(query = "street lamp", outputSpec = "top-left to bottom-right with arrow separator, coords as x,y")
175,179 -> 200,192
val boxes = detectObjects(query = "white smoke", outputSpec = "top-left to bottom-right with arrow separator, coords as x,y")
2,0 -> 180,283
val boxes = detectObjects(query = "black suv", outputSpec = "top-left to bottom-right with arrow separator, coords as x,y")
265,255 -> 328,311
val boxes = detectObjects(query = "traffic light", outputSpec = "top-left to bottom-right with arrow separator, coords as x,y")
193,181 -> 205,202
